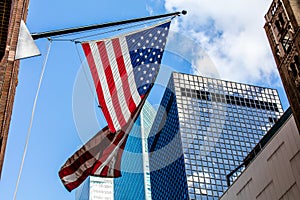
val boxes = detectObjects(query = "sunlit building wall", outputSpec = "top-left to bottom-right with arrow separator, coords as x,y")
220,108 -> 300,200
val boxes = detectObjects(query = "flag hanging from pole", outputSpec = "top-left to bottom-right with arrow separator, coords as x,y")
59,126 -> 126,192
81,21 -> 171,133
59,96 -> 147,192
59,20 -> 171,192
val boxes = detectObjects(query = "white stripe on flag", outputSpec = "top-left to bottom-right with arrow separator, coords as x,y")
90,42 -> 121,131
61,132 -> 105,169
93,131 -> 127,175
105,40 -> 131,123
119,37 -> 141,106
61,157 -> 97,184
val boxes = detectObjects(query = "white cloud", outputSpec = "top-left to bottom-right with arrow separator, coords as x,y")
163,0 -> 280,86
146,4 -> 154,15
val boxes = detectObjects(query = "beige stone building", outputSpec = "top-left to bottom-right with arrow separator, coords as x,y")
221,108 -> 300,200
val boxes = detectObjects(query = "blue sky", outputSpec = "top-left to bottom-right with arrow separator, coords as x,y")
0,0 -> 289,199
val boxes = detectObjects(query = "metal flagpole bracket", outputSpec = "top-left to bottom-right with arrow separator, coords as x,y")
31,10 -> 187,40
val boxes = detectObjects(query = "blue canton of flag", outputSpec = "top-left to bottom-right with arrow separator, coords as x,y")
127,22 -> 170,96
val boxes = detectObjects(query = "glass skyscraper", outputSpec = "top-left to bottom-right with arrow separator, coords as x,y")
148,72 -> 283,199
76,101 -> 155,200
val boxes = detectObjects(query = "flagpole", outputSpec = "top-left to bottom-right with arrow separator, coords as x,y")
13,39 -> 52,200
31,10 -> 187,40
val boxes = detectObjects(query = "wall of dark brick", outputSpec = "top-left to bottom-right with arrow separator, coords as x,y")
0,0 -> 30,177
0,0 -> 12,61
264,0 -> 300,132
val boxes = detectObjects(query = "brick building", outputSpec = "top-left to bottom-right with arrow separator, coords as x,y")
0,0 -> 30,176
264,0 -> 300,131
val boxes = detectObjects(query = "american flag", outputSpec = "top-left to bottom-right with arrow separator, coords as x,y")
58,127 -> 127,191
59,21 -> 171,191
58,96 -> 147,192
81,21 -> 171,133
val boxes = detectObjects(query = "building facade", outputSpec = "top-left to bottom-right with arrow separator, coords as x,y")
76,101 -> 155,200
75,177 -> 114,200
0,0 -> 12,61
0,0 -> 30,177
148,72 -> 283,199
220,108 -> 300,200
264,0 -> 300,131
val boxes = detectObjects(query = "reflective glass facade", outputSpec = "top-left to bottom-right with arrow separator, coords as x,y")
148,85 -> 189,200
76,102 -> 155,200
148,72 -> 283,199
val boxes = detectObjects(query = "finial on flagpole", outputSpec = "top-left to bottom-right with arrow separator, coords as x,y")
181,10 -> 187,15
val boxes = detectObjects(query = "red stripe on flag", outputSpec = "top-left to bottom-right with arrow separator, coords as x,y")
97,41 -> 127,129
101,131 -> 127,177
58,151 -> 95,178
111,131 -> 127,177
100,165 -> 109,177
63,167 -> 92,192
58,127 -> 111,176
111,38 -> 137,113
81,43 -> 116,132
